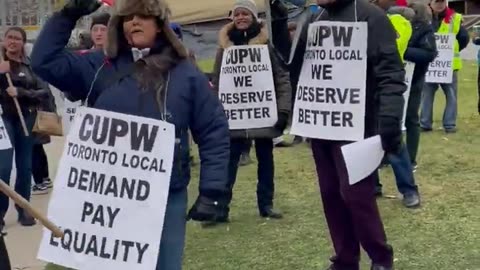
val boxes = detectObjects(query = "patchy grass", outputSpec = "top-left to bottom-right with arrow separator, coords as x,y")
46,62 -> 480,269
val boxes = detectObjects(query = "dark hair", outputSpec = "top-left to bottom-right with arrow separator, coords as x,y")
5,27 -> 27,43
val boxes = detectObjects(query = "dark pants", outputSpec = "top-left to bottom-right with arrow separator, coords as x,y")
227,138 -> 275,211
156,188 -> 188,270
405,76 -> 424,165
311,139 -> 393,269
242,140 -> 252,155
0,234 -> 11,270
32,144 -> 49,185
0,114 -> 36,217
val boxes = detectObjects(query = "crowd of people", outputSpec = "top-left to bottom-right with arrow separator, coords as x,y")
0,0 -> 477,269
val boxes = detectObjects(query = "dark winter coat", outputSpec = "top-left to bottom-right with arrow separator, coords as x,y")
0,54 -> 50,120
31,8 -> 230,193
404,20 -> 437,83
287,0 -> 406,138
212,21 -> 292,139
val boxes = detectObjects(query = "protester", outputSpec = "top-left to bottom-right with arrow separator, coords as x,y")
420,0 -> 469,133
31,0 -> 230,268
404,0 -> 437,167
89,12 -> 110,49
212,0 -> 291,221
370,0 -> 421,208
0,27 -> 52,229
273,0 -> 406,268
31,86 -> 57,195
473,27 -> 480,115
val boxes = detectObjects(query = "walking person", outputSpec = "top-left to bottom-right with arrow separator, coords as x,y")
371,0 -> 422,208
274,0 -> 405,267
212,0 -> 292,221
31,87 -> 57,195
0,27 -> 51,229
404,0 -> 438,168
31,0 -> 230,268
420,0 -> 469,133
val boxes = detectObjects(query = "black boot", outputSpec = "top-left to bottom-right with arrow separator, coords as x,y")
16,207 -> 36,227
259,206 -> 283,219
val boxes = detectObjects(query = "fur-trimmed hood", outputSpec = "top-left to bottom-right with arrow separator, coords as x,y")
389,6 -> 415,21
104,0 -> 187,59
218,21 -> 269,49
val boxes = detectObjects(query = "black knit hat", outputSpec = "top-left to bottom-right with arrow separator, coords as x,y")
90,13 -> 111,30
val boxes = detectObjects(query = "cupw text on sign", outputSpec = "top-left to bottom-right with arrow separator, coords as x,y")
38,107 -> 175,270
291,21 -> 368,142
218,44 -> 278,130
425,33 -> 454,84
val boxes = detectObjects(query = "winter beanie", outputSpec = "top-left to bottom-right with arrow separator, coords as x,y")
90,13 -> 111,30
233,0 -> 259,20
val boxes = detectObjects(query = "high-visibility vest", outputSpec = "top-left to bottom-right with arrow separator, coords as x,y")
437,13 -> 463,70
388,14 -> 413,63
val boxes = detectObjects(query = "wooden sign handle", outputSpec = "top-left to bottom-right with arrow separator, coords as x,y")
0,180 -> 64,238
5,73 -> 29,137
0,53 -> 29,137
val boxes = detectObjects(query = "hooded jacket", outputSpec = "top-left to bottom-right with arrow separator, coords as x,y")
288,0 -> 406,138
403,2 -> 437,82
31,0 -> 230,193
212,21 -> 292,139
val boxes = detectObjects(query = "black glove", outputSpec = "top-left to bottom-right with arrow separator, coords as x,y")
187,190 -> 228,222
274,112 -> 289,132
271,0 -> 289,20
61,0 -> 101,19
378,116 -> 402,154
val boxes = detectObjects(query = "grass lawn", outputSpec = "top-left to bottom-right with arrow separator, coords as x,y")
46,62 -> 480,270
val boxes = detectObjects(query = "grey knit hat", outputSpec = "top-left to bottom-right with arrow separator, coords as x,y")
233,0 -> 259,20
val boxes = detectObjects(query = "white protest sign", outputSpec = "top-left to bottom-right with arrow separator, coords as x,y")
63,98 -> 82,135
425,33 -> 454,84
401,61 -> 416,131
219,44 -> 278,130
291,21 -> 368,141
0,117 -> 12,150
38,107 -> 175,270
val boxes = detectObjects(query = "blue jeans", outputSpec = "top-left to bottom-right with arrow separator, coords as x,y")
377,145 -> 418,196
420,71 -> 458,131
156,188 -> 188,270
0,113 -> 36,216
227,138 -> 275,212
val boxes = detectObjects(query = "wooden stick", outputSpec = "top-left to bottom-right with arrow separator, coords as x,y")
4,73 -> 29,136
0,180 -> 64,238
0,53 -> 29,136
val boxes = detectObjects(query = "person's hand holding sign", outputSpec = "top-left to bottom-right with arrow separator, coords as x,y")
61,0 -> 102,19
6,86 -> 18,98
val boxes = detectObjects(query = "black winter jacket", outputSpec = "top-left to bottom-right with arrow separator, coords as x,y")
404,20 -> 438,82
281,0 -> 406,138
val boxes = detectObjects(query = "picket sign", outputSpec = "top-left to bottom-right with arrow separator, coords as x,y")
425,33 -> 455,84
38,107 -> 175,270
218,44 -> 278,130
0,115 -> 12,150
290,21 -> 368,141
62,98 -> 81,135
401,61 -> 416,131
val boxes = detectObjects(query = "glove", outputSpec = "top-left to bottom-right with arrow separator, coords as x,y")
61,0 -> 101,19
271,0 -> 289,20
274,112 -> 289,132
187,190 -> 228,222
378,116 -> 402,154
